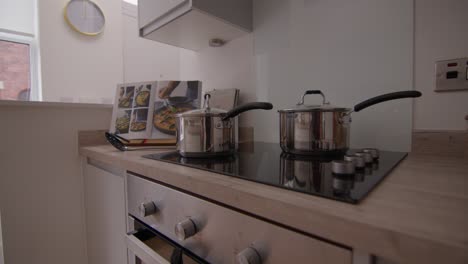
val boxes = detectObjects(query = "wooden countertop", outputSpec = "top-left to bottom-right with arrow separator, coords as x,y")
80,145 -> 468,264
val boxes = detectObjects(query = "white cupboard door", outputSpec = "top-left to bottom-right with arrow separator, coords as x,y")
84,160 -> 126,264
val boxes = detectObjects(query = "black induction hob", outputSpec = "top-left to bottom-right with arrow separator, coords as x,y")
143,142 -> 407,204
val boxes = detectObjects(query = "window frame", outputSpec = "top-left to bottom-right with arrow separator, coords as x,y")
0,30 -> 41,101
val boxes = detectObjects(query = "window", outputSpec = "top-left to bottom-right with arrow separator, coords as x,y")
0,31 -> 41,101
0,39 -> 30,100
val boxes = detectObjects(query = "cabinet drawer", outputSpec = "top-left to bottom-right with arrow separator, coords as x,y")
127,173 -> 351,264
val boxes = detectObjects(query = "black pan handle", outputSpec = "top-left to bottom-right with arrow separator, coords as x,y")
353,91 -> 422,112
221,102 -> 273,121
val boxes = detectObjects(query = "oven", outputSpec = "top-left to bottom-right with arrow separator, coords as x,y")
125,172 -> 352,264
126,215 -> 205,264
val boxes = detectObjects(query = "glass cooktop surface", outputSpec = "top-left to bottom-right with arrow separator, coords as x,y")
143,142 -> 407,204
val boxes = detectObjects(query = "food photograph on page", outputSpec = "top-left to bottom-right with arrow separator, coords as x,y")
115,109 -> 131,134
134,84 -> 151,107
117,85 -> 135,108
110,81 -> 157,139
130,108 -> 148,132
152,81 -> 202,139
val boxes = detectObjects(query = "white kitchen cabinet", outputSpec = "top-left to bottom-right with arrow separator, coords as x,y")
83,159 -> 127,264
138,0 -> 252,51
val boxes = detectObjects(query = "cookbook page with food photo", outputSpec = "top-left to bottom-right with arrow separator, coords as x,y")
152,81 -> 202,139
110,81 -> 157,139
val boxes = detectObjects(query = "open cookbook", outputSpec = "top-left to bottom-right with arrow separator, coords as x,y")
109,81 -> 202,141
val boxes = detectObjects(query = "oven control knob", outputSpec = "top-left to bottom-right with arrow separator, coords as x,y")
355,152 -> 373,164
236,247 -> 262,264
362,148 -> 380,160
175,218 -> 197,241
331,160 -> 355,175
344,154 -> 365,169
138,202 -> 157,217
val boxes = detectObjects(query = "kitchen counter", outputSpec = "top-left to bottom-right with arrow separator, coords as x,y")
80,145 -> 468,264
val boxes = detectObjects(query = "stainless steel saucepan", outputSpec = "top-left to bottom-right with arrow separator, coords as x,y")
278,90 -> 422,155
176,94 -> 273,158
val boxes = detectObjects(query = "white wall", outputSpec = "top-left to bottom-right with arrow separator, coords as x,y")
413,0 -> 468,131
38,0 -> 124,103
38,1 -> 181,103
181,0 -> 414,151
0,0 -> 35,35
122,3 -> 180,83
0,102 -> 112,264
29,0 -> 468,130
179,34 -> 256,101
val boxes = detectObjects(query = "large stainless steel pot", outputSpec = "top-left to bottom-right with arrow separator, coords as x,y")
279,90 -> 422,155
176,94 -> 273,158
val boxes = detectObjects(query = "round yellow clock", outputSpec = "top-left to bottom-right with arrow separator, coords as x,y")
64,0 -> 105,36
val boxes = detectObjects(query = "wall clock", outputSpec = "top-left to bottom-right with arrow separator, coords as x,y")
64,0 -> 105,36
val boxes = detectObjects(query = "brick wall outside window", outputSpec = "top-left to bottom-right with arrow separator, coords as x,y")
0,40 -> 31,100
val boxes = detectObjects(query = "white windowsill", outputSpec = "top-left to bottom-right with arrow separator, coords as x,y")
0,100 -> 113,109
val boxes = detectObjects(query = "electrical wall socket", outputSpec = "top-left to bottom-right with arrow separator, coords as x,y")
435,57 -> 468,92
0,81 -> 4,90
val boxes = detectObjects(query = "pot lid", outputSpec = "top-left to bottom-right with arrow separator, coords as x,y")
278,90 -> 350,112
175,94 -> 227,117
175,107 -> 227,117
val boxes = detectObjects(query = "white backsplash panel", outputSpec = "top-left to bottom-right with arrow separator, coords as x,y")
180,0 -> 414,152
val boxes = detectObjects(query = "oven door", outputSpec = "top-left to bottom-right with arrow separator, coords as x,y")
127,216 -> 206,264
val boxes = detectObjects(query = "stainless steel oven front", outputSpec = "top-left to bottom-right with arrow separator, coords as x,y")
125,172 -> 351,264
